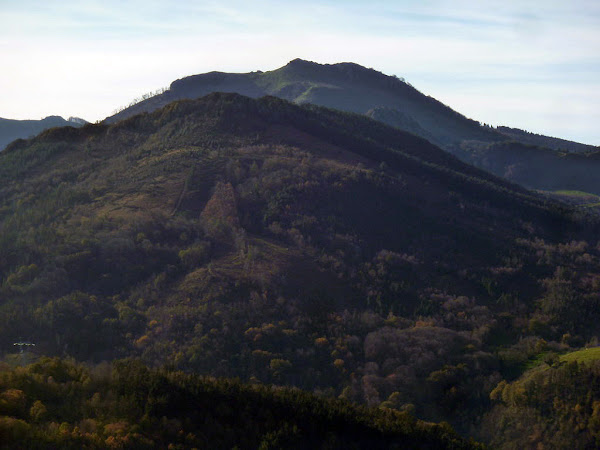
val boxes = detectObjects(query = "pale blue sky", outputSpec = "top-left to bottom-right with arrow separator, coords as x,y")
1,0 -> 599,144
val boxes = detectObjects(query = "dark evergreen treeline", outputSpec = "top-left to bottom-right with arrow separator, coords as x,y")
0,357 -> 480,449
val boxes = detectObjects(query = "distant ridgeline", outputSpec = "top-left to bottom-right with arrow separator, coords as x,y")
104,58 -> 600,195
496,126 -> 598,153
0,116 -> 87,151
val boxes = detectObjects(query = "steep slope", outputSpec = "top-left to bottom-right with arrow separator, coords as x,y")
2,93 -> 600,440
0,116 -> 86,150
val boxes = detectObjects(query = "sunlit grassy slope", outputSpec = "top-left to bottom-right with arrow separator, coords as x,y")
560,347 -> 600,363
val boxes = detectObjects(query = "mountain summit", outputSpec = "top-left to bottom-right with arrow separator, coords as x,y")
104,59 -> 600,196
106,59 -> 499,149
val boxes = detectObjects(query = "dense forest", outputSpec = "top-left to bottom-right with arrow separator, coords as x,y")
1,93 -> 600,447
0,357 -> 479,448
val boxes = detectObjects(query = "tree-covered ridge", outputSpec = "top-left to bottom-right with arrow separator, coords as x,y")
1,93 -> 600,445
0,357 -> 480,449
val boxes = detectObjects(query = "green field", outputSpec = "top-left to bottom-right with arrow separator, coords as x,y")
560,347 -> 600,363
543,190 -> 600,209
553,190 -> 597,197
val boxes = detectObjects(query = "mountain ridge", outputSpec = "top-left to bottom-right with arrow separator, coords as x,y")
106,59 -> 501,149
101,59 -> 600,196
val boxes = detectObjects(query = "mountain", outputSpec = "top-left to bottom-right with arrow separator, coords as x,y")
105,59 -> 600,195
0,116 -> 87,151
1,93 -> 600,446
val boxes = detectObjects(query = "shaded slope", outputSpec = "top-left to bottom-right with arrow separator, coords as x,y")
3,93 -> 600,440
458,140 -> 600,195
9,93 -> 570,267
0,92 -> 579,357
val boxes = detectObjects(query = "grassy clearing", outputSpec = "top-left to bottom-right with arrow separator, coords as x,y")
518,347 -> 600,376
523,352 -> 554,370
553,190 -> 597,197
543,190 -> 600,209
560,347 -> 600,363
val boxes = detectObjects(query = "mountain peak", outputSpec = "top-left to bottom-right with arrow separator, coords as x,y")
283,58 -> 375,77
286,58 -> 317,66
100,59 -> 600,196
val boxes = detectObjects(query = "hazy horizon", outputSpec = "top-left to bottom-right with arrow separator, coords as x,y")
1,0 -> 599,145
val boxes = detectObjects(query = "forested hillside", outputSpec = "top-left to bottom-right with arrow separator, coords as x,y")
2,93 -> 600,446
482,355 -> 600,449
